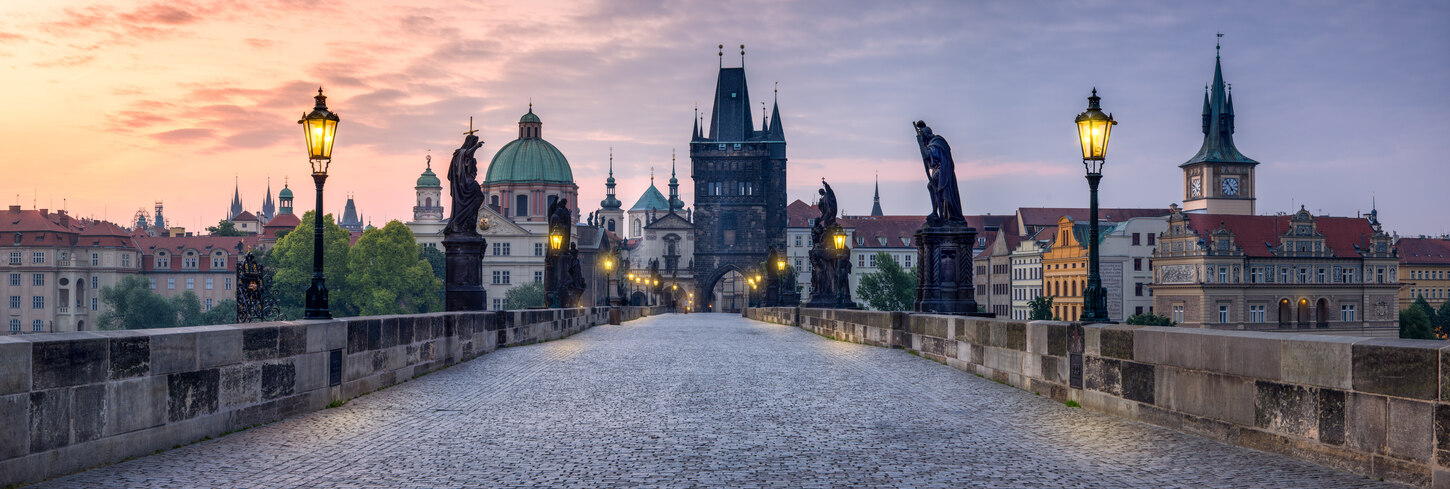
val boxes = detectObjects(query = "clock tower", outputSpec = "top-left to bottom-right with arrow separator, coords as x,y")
1181,43 -> 1258,216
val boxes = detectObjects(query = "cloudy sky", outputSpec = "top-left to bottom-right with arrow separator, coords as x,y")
1,0 -> 1446,235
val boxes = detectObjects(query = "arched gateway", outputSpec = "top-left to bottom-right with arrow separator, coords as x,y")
689,50 -> 787,311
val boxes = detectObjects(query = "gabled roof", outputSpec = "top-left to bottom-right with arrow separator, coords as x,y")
841,215 -> 925,250
262,212 -> 301,236
232,211 -> 258,222
1397,238 -> 1450,265
643,211 -> 693,230
1181,214 -> 1375,258
630,184 -> 670,212
135,235 -> 259,272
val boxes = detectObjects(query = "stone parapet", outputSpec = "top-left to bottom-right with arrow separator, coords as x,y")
744,307 -> 1448,487
0,306 -> 636,487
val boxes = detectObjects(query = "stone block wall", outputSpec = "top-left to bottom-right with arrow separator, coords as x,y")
747,307 -> 1448,487
0,306 -> 634,487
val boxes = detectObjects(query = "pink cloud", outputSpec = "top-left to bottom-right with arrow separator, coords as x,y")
153,128 -> 214,143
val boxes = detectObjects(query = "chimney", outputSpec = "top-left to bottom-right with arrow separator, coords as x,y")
8,205 -> 19,213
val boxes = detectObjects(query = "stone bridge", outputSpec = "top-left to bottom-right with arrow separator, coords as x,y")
0,308 -> 1441,487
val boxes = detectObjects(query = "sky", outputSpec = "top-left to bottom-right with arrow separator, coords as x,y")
0,0 -> 1447,236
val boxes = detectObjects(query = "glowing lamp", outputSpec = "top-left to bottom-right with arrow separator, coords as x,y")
549,232 -> 563,251
298,87 -> 340,175
832,230 -> 847,250
776,260 -> 785,271
1074,88 -> 1116,174
604,259 -> 613,271
653,279 -> 659,286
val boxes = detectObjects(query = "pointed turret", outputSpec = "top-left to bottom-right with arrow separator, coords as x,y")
600,149 -> 622,210
260,178 -> 276,221
1182,44 -> 1257,167
668,150 -> 684,212
692,104 -> 702,141
767,86 -> 784,141
229,177 -> 244,220
870,175 -> 883,216
706,64 -> 756,141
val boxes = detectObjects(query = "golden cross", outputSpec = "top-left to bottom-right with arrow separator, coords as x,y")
464,116 -> 479,136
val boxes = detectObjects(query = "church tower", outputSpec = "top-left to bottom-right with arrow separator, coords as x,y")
1181,41 -> 1259,215
260,178 -> 276,222
414,154 -> 444,222
870,174 -> 884,216
278,181 -> 293,215
690,45 -> 787,308
228,178 -> 244,220
597,150 -> 624,234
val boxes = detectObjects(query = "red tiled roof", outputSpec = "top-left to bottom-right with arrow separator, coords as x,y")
262,213 -> 301,237
1017,207 -> 1169,232
1183,214 -> 1376,258
1396,237 -> 1450,265
0,207 -> 73,234
842,215 -> 924,249
135,236 -> 259,272
232,211 -> 258,222
786,200 -> 815,227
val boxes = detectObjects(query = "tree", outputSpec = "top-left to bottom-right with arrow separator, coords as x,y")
98,276 -> 176,330
343,221 -> 443,315
419,245 -> 446,282
1437,300 -> 1450,339
503,282 -> 546,310
1126,313 -> 1176,326
201,299 -> 238,326
1027,295 -> 1054,320
171,291 -> 203,326
263,211 -> 351,319
1400,306 -> 1436,340
206,220 -> 247,237
856,252 -> 916,311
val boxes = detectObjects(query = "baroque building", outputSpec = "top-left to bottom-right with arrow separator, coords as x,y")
0,206 -> 138,333
689,53 -> 787,311
406,156 -> 445,250
1394,236 -> 1450,310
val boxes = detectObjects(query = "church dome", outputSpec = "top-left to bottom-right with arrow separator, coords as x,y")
630,184 -> 670,212
278,185 -> 293,200
416,166 -> 441,188
485,108 -> 573,184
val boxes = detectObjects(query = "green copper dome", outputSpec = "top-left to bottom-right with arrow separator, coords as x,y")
416,166 -> 441,188
278,185 -> 293,200
485,109 -> 573,183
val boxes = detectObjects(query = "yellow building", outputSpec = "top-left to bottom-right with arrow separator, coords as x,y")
1041,216 -> 1088,321
1398,237 -> 1450,310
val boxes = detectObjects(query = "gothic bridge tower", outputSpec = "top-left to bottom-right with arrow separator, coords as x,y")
691,46 -> 787,310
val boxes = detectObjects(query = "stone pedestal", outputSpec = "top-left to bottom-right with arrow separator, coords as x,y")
608,308 -> 621,325
443,234 -> 486,311
914,220 -> 990,316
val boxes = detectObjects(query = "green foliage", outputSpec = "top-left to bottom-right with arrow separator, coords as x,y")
201,299 -> 237,326
1064,400 -> 1081,408
503,282 -> 546,310
1400,306 -> 1436,340
343,221 -> 442,315
263,211 -> 351,318
1125,313 -> 1176,326
98,276 -> 177,329
1437,300 -> 1450,339
206,219 -> 247,236
856,252 -> 916,311
171,291 -> 203,326
419,245 -> 446,282
1027,295 -> 1054,320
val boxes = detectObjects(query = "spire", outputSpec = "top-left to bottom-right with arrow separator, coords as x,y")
692,103 -> 702,141
1183,36 -> 1258,168
870,173 -> 883,216
229,176 -> 244,220
768,82 -> 784,141
668,149 -> 683,212
600,149 -> 622,211
706,45 -> 755,141
260,176 -> 276,221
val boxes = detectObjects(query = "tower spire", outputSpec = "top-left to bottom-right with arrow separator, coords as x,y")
870,172 -> 884,216
600,148 -> 621,211
668,149 -> 683,212
1183,36 -> 1256,167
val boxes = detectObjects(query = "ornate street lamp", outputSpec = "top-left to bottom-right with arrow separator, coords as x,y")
299,87 -> 339,320
1075,88 -> 1116,323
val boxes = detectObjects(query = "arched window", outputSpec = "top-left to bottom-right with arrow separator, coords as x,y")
516,195 -> 528,217
607,219 -> 615,232
632,219 -> 641,236
425,197 -> 432,207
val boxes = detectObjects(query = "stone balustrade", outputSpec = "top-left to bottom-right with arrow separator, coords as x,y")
0,306 -> 655,487
745,306 -> 1448,487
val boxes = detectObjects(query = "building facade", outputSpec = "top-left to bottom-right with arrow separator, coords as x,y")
1394,236 -> 1450,310
136,236 -> 259,314
0,207 -> 139,334
1041,217 -> 1088,321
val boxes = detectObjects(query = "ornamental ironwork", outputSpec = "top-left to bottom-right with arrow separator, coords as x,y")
236,252 -> 279,322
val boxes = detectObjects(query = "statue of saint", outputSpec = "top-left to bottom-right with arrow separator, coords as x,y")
817,179 -> 838,229
444,134 -> 485,235
914,121 -> 964,223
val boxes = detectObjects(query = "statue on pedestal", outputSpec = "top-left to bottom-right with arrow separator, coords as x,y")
910,121 -> 987,316
443,133 -> 487,311
915,121 -> 964,224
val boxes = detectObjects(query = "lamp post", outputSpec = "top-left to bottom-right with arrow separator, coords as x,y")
603,255 -> 614,307
547,229 -> 563,308
299,88 -> 339,320
1075,88 -> 1116,323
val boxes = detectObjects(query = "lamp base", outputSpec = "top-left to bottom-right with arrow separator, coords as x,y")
914,221 -> 993,317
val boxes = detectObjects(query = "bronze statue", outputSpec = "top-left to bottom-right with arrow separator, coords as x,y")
914,121 -> 963,223
444,134 -> 485,235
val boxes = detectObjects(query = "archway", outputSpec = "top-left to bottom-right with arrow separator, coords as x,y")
1278,299 -> 1291,327
1296,299 -> 1310,328
698,264 -> 747,313
1315,299 -> 1329,328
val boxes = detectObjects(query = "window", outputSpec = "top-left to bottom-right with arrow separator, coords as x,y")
183,256 -> 198,268
206,277 -> 213,290
225,277 -> 232,290
91,276 -> 98,289
1219,268 -> 1228,283
492,243 -> 511,256
1131,233 -> 1140,246
1250,267 -> 1262,283
8,296 -> 18,308
858,254 -> 865,267
186,277 -> 194,289
156,253 -> 169,269
91,297 -> 98,311
535,243 -> 544,256
1146,234 -> 1156,246
205,298 -> 213,311
1219,305 -> 1229,323
516,195 -> 529,217
7,319 -> 16,332
1340,305 -> 1356,322
31,252 -> 45,264
1280,268 -> 1289,284
492,298 -> 503,311
149,278 -> 157,289
1297,268 -> 1307,283
32,319 -> 42,332
868,254 -> 877,267
212,254 -> 226,268
8,252 -> 19,265
91,253 -> 99,266
1172,305 -> 1183,323
167,278 -> 175,290
122,254 -> 132,267
1250,305 -> 1266,323
7,273 -> 17,286
32,296 -> 44,309
534,271 -> 543,283
1133,258 -> 1142,271
794,236 -> 801,247
492,270 -> 510,285
1376,268 -> 1384,284
32,274 -> 43,286
1134,283 -> 1143,297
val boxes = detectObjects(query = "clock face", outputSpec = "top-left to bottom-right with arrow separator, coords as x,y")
1221,177 -> 1239,196
1189,177 -> 1202,197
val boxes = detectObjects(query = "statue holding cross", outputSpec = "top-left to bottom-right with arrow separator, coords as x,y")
444,118 -> 485,236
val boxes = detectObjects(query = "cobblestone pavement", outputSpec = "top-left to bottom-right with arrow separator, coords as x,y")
37,314 -> 1402,488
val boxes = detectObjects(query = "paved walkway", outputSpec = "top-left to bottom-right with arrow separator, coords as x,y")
38,314 -> 1399,488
